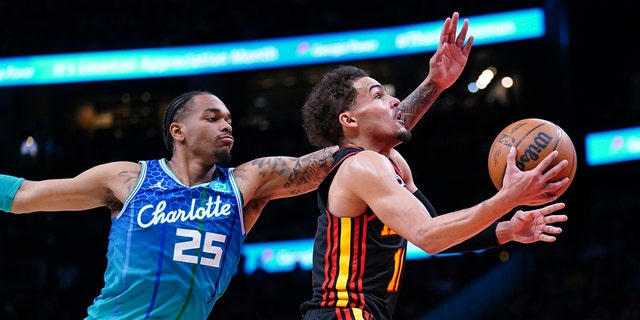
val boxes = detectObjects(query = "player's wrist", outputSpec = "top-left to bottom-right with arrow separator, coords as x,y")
0,174 -> 25,212
494,221 -> 513,245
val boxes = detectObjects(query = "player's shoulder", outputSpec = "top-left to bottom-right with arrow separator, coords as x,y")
350,149 -> 388,162
87,161 -> 142,176
102,160 -> 142,170
342,150 -> 393,174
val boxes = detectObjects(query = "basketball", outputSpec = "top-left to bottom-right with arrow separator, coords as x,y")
487,118 -> 577,198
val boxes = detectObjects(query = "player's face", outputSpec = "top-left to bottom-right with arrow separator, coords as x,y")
351,77 -> 411,145
181,94 -> 234,164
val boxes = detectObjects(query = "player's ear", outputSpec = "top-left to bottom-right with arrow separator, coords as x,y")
169,122 -> 185,142
339,113 -> 357,127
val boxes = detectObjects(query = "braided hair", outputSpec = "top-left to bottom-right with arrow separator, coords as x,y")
162,90 -> 211,153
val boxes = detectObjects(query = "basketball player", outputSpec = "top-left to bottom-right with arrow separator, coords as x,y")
0,90 -> 336,319
0,11 -> 479,319
298,25 -> 569,320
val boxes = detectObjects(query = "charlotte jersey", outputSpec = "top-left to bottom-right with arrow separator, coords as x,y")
86,159 -> 245,320
300,146 -> 407,320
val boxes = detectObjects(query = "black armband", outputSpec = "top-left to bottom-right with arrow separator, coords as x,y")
413,189 -> 437,218
443,222 -> 500,253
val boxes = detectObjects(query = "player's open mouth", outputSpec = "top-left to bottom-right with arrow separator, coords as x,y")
396,111 -> 404,125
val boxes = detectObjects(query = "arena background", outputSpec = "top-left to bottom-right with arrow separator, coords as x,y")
1,0 -> 638,319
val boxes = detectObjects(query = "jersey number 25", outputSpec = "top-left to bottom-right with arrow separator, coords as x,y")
173,228 -> 227,268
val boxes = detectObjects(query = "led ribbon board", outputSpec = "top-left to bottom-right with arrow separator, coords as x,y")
585,126 -> 640,166
0,8 -> 545,87
242,238 -> 481,274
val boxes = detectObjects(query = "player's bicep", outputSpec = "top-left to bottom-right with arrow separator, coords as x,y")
13,162 -> 137,213
234,157 -> 295,204
349,153 -> 431,243
238,148 -> 335,202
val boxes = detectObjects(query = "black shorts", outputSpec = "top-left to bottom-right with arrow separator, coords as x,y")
301,307 -> 374,320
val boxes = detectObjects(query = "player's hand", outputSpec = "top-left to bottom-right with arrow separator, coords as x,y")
427,12 -> 474,90
501,146 -> 569,206
508,202 -> 567,243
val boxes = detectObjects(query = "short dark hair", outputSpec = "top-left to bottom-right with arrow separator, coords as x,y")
162,91 -> 211,152
302,65 -> 368,148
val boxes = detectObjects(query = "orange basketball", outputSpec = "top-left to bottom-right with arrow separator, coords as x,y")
487,118 -> 577,198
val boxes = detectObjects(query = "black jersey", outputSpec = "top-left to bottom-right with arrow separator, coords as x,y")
300,146 -> 407,320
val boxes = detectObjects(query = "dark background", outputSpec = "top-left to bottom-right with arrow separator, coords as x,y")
1,1 -> 638,319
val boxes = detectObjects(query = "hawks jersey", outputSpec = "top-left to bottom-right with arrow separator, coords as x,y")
86,159 -> 245,320
300,146 -> 407,320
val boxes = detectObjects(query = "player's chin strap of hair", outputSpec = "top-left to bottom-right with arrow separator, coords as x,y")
0,174 -> 25,212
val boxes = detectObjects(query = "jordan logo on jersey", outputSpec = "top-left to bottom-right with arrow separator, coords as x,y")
150,179 -> 168,191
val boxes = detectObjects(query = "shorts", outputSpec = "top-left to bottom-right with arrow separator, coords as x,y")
301,307 -> 375,320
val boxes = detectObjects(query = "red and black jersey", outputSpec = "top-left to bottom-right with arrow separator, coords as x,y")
300,146 -> 407,320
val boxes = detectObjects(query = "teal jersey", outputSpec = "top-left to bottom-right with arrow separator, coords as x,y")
86,159 -> 245,320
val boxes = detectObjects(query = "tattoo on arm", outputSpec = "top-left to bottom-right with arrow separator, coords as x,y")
243,146 -> 336,197
118,169 -> 141,193
288,147 -> 335,194
399,82 -> 440,131
106,169 -> 140,213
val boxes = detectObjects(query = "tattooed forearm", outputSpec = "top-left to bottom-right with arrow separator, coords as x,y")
240,146 -> 337,196
399,82 -> 442,131
287,147 -> 336,194
247,157 -> 290,177
232,145 -> 337,208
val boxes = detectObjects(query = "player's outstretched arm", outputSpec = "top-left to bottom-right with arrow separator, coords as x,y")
234,146 -> 338,232
400,12 -> 474,131
5,161 -> 140,214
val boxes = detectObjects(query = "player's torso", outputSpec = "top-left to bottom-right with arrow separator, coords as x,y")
87,159 -> 245,319
303,147 -> 407,320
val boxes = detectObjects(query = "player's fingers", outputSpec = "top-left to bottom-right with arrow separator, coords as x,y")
456,18 -> 469,46
463,35 -> 474,55
440,17 -> 452,44
448,12 -> 459,43
537,233 -> 557,243
544,214 -> 569,224
538,202 -> 566,215
544,225 -> 563,235
532,150 -> 559,173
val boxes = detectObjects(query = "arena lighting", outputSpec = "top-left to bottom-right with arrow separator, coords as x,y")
242,238 -> 483,274
585,126 -> 640,166
0,8 -> 545,87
